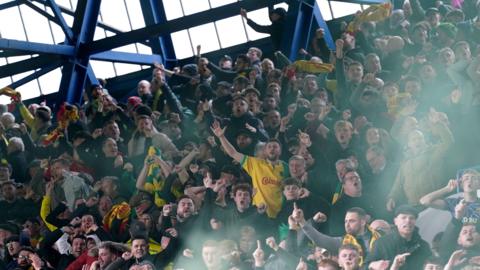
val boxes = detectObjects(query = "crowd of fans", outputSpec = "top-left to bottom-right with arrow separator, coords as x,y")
0,1 -> 479,269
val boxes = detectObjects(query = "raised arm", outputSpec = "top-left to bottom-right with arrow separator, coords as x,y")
177,147 -> 200,169
334,39 -> 349,109
241,8 -> 271,34
135,159 -> 150,191
301,221 -> 342,254
419,179 -> 457,209
210,120 -> 244,163
387,165 -> 405,211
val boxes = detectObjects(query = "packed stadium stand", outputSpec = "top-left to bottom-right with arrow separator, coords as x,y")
0,0 -> 479,269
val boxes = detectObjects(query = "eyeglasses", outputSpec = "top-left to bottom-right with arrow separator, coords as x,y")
18,255 -> 29,260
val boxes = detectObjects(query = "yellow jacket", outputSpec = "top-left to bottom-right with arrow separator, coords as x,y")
342,226 -> 381,265
40,195 -> 57,231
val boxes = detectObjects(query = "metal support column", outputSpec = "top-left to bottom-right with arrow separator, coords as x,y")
312,0 -> 334,50
56,0 -> 101,107
284,1 -> 312,60
140,0 -> 175,67
284,0 -> 335,60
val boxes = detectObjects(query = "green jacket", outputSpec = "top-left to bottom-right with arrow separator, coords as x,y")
388,122 -> 454,204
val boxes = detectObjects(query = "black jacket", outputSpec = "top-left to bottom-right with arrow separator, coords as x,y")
365,228 -> 432,269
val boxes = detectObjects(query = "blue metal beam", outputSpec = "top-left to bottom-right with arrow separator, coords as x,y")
29,0 -> 151,46
285,2 -> 310,60
21,0 -> 59,25
0,55 -> 62,78
0,38 -> 75,56
91,51 -> 162,65
140,0 -> 174,66
312,1 -> 334,50
45,0 -> 74,41
284,0 -> 335,60
56,0 -> 101,106
86,0 -> 286,54
0,50 -> 31,58
9,62 -> 63,89
86,64 -> 99,86
21,0 -> 74,42
0,1 -> 18,11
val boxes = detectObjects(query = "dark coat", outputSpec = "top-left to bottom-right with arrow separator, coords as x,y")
365,228 -> 432,270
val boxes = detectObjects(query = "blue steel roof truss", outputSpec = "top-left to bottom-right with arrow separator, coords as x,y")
0,0 -> 335,106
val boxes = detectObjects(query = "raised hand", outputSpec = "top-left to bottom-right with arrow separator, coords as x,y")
316,28 -> 325,38
206,136 -> 217,147
183,249 -> 194,258
444,179 -> 458,193
89,261 -> 100,270
313,212 -> 328,223
196,44 -> 201,56
279,117 -> 290,132
114,155 -> 124,168
342,109 -> 352,121
213,178 -> 226,193
468,256 -> 480,266
298,187 -> 310,198
299,48 -> 309,55
367,260 -> 390,270
92,128 -> 103,139
386,198 -> 396,212
85,196 -> 99,207
446,250 -> 467,269
61,226 -> 74,235
162,203 -> 173,217
210,120 -> 226,138
450,88 -> 462,104
257,203 -> 267,214
210,218 -> 222,230
253,240 -> 265,267
165,228 -> 178,238
19,123 -> 28,135
288,214 -> 299,230
245,123 -> 257,133
304,112 -> 316,122
123,162 -> 134,172
122,251 -> 133,261
335,39 -> 344,50
336,39 -> 344,58
70,216 -> 82,227
298,130 -> 312,147
428,108 -> 448,125
203,172 -> 214,189
287,103 -> 297,116
265,236 -> 279,251
454,199 -> 467,220
296,257 -> 308,270
363,73 -> 376,84
390,253 -> 410,270
292,202 -> 305,226
46,181 -> 54,196
240,8 -> 248,18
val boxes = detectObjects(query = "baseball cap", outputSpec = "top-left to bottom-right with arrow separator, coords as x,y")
394,205 -> 419,219
426,7 -> 440,16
